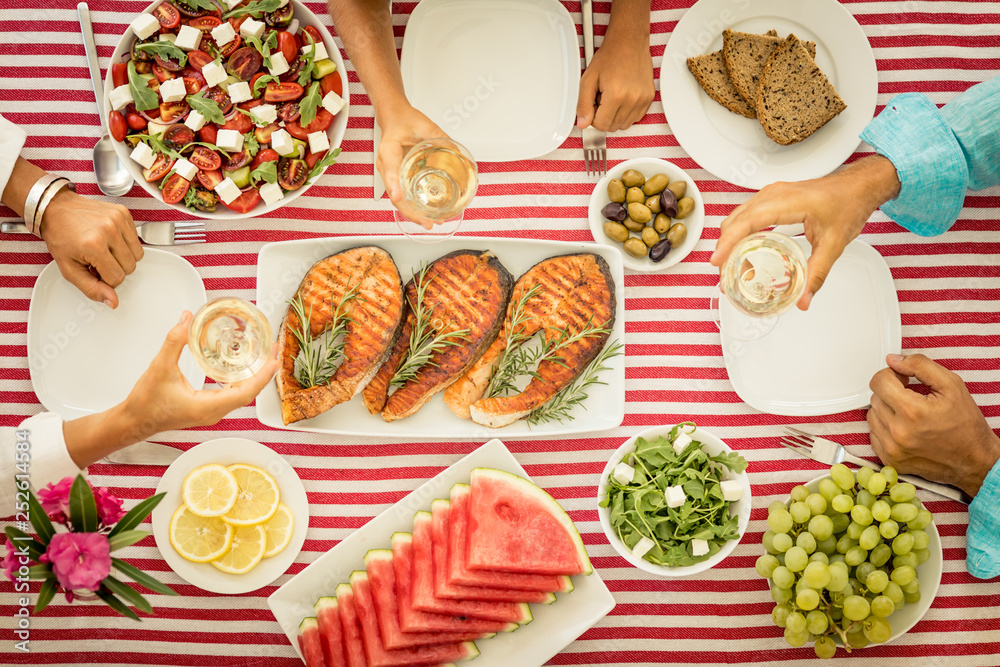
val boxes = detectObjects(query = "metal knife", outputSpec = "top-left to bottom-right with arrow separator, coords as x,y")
374,0 -> 392,200
103,441 -> 183,465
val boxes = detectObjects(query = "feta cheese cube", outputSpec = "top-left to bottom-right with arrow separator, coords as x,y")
250,103 -> 278,125
307,130 -> 330,154
720,479 -> 744,502
259,181 -> 285,206
130,13 -> 160,41
129,142 -> 156,170
202,61 -> 228,88
211,22 -> 236,48
175,25 -> 203,51
240,18 -> 265,40
268,52 -> 289,77
227,81 -> 252,104
172,158 -> 199,182
109,84 -> 134,111
672,432 -> 693,456
302,40 -> 329,62
691,538 -> 710,557
215,177 -> 243,205
159,77 -> 187,104
322,90 -> 345,116
159,33 -> 176,44
216,129 -> 244,153
611,462 -> 635,486
631,536 -> 655,560
184,110 -> 206,132
225,0 -> 243,9
665,485 -> 685,508
270,128 -> 294,156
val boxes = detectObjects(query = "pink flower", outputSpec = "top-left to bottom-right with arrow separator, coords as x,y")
37,477 -> 74,525
2,540 -> 30,583
94,487 -> 124,526
40,533 -> 111,593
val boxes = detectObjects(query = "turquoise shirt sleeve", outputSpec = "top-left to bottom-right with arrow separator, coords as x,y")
967,457 -> 1000,579
859,76 -> 1000,237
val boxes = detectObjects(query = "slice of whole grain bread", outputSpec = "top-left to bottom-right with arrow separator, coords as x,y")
756,34 -> 847,145
722,29 -> 785,112
687,51 -> 756,118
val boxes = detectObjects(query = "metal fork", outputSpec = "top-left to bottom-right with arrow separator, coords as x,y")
1,220 -> 205,245
581,0 -> 606,176
780,427 -> 967,502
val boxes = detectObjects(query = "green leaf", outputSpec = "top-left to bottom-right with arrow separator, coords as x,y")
298,80 -> 323,128
253,73 -> 279,97
108,530 -> 149,552
244,30 -> 278,70
183,183 -> 203,211
27,488 -> 55,544
103,575 -> 153,614
68,475 -> 98,533
111,557 -> 178,596
128,60 -> 160,112
187,90 -> 226,125
176,0 -> 218,10
307,147 -> 340,183
249,159 -> 277,185
27,564 -> 52,580
95,588 -> 141,621
224,0 -> 283,19
136,41 -> 188,68
243,130 -> 260,157
34,578 -> 56,613
4,527 -> 45,561
109,493 -> 165,538
297,32 -> 318,87
185,141 -> 230,159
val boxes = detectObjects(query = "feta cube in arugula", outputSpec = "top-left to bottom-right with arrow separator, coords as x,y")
130,13 -> 159,41
211,22 -> 237,48
720,480 -> 744,502
109,84 -> 134,111
307,131 -> 330,155
159,78 -> 187,104
259,182 -> 284,206
672,432 -> 692,456
202,61 -> 228,88
665,485 -> 685,508
268,52 -> 289,77
612,462 -> 635,485
691,539 -> 710,557
173,159 -> 198,182
185,111 -> 207,132
632,536 -> 655,559
321,90 -> 345,116
216,129 -> 244,152
228,81 -> 252,104
175,25 -> 203,52
129,142 -> 156,170
215,177 -> 243,205
302,41 -> 329,62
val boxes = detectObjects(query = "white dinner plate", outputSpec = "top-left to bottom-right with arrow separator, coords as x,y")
254,237 -> 626,437
661,0 -> 878,189
268,438 -> 615,665
151,438 -> 309,595
27,248 -> 206,420
721,238 -> 901,416
400,0 -> 580,162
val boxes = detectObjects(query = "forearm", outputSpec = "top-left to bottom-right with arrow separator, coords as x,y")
62,403 -> 145,469
835,154 -> 901,221
605,0 -> 651,43
0,157 -> 47,219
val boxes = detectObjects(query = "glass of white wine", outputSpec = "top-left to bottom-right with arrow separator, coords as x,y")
393,138 -> 478,243
711,231 -> 808,341
188,297 -> 273,384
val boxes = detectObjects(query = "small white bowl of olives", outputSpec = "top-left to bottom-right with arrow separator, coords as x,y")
588,158 -> 704,272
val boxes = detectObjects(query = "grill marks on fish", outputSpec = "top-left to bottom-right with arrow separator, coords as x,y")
277,246 -> 404,425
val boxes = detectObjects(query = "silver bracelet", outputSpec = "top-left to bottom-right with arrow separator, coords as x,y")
33,179 -> 76,239
22,174 -> 60,236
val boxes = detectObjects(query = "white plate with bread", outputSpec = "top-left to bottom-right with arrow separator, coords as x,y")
661,0 -> 877,190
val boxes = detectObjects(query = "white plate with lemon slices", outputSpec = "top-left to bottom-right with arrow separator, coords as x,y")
151,438 -> 309,595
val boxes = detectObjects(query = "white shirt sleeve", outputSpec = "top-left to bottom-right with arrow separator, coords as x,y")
0,112 -> 28,200
1,413 -> 83,517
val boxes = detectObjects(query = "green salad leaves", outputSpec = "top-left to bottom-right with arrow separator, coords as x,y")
599,423 -> 748,567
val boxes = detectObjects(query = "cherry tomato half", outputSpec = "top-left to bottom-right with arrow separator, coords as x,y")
109,110 -> 127,142
189,146 -> 221,171
197,124 -> 217,144
250,148 -> 279,170
181,66 -> 205,86
152,63 -> 176,83
305,150 -> 327,170
159,101 -> 189,123
277,101 -> 300,123
163,123 -> 195,151
220,187 -> 261,213
228,15 -> 248,33
162,172 -> 191,204
278,158 -> 308,191
221,112 -> 252,134
111,63 -> 128,88
222,149 -> 252,171
174,0 -> 209,17
301,26 -> 323,50
197,168 -> 223,190
277,31 -> 299,65
320,72 -> 343,99
304,108 -> 334,133
228,46 -> 262,81
203,86 -> 232,115
153,2 -> 181,30
188,16 -> 222,32
187,50 -> 213,72
143,154 -> 175,182
263,81 -> 304,103
284,119 -> 309,141
254,121 -> 280,144
154,53 -> 184,72
183,77 -> 201,95
126,112 -> 147,132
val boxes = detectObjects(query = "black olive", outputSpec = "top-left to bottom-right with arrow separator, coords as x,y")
659,189 -> 678,218
649,238 -> 671,263
601,202 -> 627,222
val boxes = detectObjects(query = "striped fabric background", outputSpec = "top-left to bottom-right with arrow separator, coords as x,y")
2,0 -> 1000,665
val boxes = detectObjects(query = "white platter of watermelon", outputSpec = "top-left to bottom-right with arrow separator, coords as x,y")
268,438 -> 615,666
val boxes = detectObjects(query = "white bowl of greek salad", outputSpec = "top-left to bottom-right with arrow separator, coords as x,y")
104,0 -> 349,219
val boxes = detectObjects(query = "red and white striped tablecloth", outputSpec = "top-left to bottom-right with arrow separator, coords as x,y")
2,1 -> 999,665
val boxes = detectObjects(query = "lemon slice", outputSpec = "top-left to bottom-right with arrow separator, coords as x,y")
222,464 -> 280,526
261,503 -> 294,558
210,524 -> 267,574
169,505 -> 234,563
182,464 -> 239,517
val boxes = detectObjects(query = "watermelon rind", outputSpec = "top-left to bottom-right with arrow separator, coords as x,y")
470,468 -> 593,575
299,617 -> 319,632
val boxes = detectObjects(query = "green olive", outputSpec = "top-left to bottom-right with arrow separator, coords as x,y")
627,203 -> 652,224
667,180 -> 688,200
675,196 -> 696,220
607,179 -> 626,203
603,221 -> 629,244
624,237 -> 647,258
641,226 -> 660,248
653,212 -> 671,234
625,186 -> 645,204
645,195 -> 661,214
642,173 -> 669,196
667,222 -> 688,247
623,218 -> 646,232
621,169 -> 646,188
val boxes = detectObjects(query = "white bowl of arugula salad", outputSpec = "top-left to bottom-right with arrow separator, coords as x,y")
104,0 -> 349,219
597,423 -> 752,576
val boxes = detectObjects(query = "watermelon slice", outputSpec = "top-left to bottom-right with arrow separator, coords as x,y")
448,484 -> 574,593
314,597 -> 347,667
390,533 -> 520,635
299,617 -> 328,667
467,468 -> 592,575
410,515 -> 533,623
335,584 -> 369,667
431,499 -> 555,604
350,570 -> 481,667
363,549 -> 494,650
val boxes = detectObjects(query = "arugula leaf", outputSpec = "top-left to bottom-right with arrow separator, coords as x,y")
158,168 -> 178,190
136,41 -> 188,68
245,30 -> 278,70
249,160 -> 277,185
243,130 -> 260,157
186,90 -> 226,125
253,73 -> 279,97
131,133 -> 182,160
307,147 -> 341,183
176,0 -> 218,10
297,32 -> 318,87
127,60 -> 159,112
224,0 -> 283,19
298,80 -> 323,127
185,140 -> 230,159
183,184 -> 203,211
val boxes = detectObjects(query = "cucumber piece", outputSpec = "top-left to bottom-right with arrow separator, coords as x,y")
312,58 -> 337,79
147,120 -> 171,137
228,166 -> 251,189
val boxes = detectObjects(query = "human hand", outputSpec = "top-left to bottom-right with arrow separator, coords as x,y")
576,35 -> 654,132
40,190 -> 143,309
376,105 -> 450,229
868,353 -> 1000,497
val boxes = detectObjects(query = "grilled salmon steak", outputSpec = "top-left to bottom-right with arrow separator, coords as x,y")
363,250 -> 513,422
444,253 -> 616,427
277,246 -> 404,425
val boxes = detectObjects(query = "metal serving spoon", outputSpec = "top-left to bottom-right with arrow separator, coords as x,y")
78,2 -> 134,197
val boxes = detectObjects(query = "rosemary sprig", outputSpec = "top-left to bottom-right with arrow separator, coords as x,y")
483,284 -> 542,398
289,282 -> 360,388
390,263 -> 470,388
527,339 -> 623,426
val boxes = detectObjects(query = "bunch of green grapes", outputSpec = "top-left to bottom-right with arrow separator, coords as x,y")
755,463 -> 934,659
